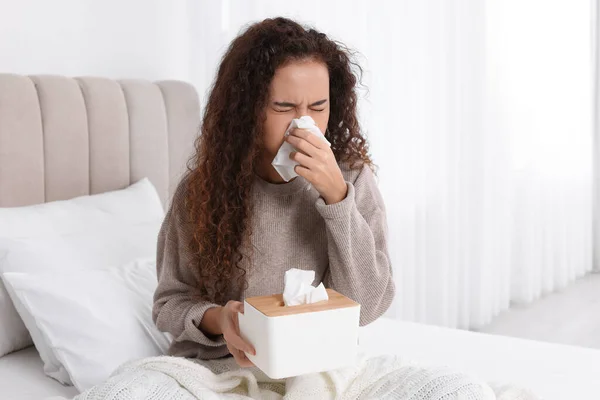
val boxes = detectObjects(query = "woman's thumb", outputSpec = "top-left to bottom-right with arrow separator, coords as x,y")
234,301 -> 245,314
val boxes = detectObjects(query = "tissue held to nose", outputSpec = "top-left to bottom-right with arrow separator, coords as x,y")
282,268 -> 329,306
271,116 -> 331,182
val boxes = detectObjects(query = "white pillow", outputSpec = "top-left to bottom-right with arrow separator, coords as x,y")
0,178 -> 164,383
2,258 -> 172,392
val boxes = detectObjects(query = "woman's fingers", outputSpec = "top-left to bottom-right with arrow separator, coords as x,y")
294,165 -> 315,182
290,151 -> 318,169
226,328 -> 255,355
286,132 -> 321,157
230,301 -> 244,314
222,300 -> 257,367
289,128 -> 325,149
228,344 -> 254,368
229,311 -> 256,355
221,301 -> 256,356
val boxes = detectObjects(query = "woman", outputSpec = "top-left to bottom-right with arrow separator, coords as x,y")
151,17 -> 394,367
150,18 -> 497,400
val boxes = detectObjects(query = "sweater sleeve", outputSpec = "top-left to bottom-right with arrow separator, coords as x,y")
316,165 -> 395,326
152,183 -> 228,358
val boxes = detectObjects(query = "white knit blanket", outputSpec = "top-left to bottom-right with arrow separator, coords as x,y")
53,355 -> 541,400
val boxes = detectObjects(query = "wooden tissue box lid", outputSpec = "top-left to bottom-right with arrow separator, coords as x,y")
245,288 -> 359,317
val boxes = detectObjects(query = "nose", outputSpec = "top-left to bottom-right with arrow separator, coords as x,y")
295,108 -> 309,119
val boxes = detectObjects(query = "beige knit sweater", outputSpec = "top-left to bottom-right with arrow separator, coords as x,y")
152,164 -> 395,360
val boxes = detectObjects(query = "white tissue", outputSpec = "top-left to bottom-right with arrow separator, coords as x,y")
271,116 -> 331,182
282,268 -> 329,306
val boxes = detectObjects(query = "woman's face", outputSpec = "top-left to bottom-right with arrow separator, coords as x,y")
260,58 -> 330,178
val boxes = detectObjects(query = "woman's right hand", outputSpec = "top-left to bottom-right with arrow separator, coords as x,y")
218,300 -> 256,367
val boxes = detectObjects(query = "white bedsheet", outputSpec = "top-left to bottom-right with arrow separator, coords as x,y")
359,318 -> 600,400
0,346 -> 78,400
2,318 -> 599,400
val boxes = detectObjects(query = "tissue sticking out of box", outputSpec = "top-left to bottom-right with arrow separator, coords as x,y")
282,268 -> 329,306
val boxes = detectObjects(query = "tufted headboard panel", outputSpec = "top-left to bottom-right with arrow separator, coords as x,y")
0,74 -> 200,208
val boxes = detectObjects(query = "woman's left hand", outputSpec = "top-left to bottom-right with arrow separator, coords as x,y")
287,128 -> 348,204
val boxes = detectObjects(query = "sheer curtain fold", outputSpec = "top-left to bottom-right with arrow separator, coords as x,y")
594,0 -> 600,274
186,0 -> 594,329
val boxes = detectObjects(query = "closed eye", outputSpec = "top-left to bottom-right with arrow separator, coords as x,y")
272,99 -> 328,112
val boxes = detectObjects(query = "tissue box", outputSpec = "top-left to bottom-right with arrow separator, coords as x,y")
238,288 -> 360,379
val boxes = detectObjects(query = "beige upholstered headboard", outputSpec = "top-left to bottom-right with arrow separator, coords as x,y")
0,74 -> 200,208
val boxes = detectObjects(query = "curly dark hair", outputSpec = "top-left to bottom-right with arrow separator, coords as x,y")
185,17 -> 372,304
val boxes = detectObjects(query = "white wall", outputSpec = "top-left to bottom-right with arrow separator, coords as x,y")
0,0 -> 190,81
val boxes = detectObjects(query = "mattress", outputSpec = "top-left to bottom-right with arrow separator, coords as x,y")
3,318 -> 599,400
0,346 -> 78,400
359,318 -> 600,400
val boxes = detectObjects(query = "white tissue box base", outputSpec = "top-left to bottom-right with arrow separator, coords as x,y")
239,302 -> 360,379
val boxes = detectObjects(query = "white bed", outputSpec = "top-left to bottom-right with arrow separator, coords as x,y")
361,318 -> 600,400
0,73 -> 199,399
0,347 -> 78,399
1,74 -> 599,400
2,318 -> 599,399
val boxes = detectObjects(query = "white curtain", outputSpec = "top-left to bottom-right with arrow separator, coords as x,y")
183,0 -> 594,329
594,0 -> 600,273
486,1 -> 594,307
